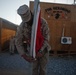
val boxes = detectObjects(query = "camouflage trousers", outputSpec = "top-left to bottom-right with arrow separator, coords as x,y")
32,49 -> 49,75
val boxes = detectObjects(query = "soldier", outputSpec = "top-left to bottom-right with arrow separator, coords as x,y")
15,4 -> 51,75
9,36 -> 15,55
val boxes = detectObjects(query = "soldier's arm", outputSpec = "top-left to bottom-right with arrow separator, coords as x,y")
15,25 -> 25,55
15,24 -> 35,62
40,18 -> 50,52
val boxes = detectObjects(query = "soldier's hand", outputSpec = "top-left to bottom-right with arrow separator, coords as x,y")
21,54 -> 35,63
36,51 -> 43,58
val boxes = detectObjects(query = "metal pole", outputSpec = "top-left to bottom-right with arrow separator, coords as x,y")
29,1 -> 40,75
74,0 -> 76,4
62,24 -> 65,37
30,0 -> 39,59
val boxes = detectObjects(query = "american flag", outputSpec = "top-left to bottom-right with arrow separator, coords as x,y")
30,0 -> 44,59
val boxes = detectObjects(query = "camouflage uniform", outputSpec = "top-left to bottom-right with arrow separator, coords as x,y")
15,18 -> 51,75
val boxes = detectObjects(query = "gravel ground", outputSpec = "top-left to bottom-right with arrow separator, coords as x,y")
0,52 -> 76,75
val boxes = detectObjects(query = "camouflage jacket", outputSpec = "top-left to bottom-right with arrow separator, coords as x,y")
15,18 -> 51,55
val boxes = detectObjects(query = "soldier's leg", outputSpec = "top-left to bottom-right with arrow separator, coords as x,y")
39,51 -> 49,75
12,45 -> 15,53
32,59 -> 39,75
9,45 -> 12,53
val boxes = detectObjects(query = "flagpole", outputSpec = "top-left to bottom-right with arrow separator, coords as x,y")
30,0 -> 39,59
29,1 -> 40,75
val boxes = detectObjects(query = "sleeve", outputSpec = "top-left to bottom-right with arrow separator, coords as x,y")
15,24 -> 25,55
40,18 -> 51,52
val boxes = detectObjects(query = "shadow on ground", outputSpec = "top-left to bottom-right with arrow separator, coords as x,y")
0,52 -> 76,75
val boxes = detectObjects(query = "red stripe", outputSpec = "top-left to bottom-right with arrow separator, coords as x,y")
36,8 -> 44,54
